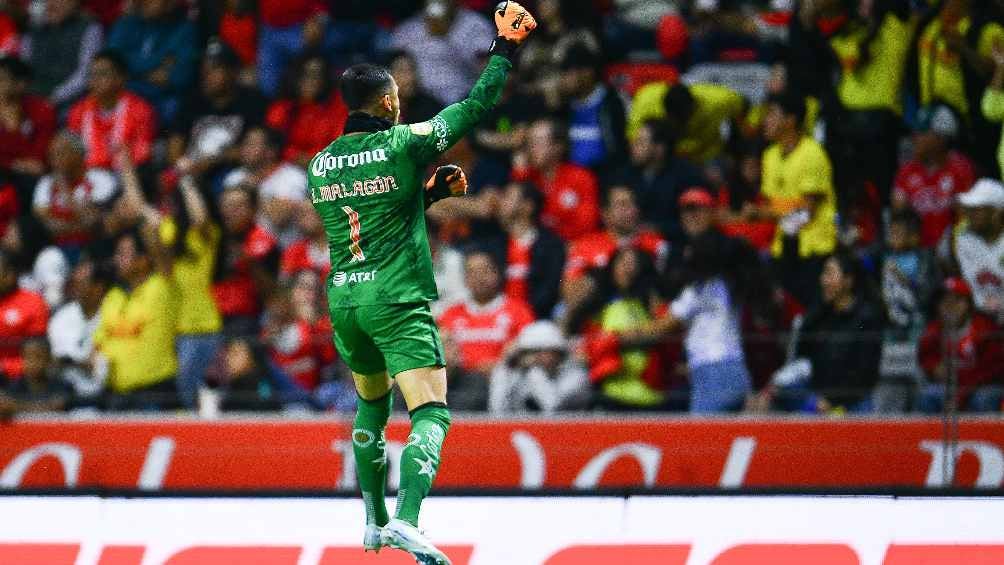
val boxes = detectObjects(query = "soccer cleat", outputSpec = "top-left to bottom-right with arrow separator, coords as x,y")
382,518 -> 452,565
363,524 -> 384,552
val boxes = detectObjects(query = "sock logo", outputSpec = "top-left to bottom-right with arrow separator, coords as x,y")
352,429 -> 376,448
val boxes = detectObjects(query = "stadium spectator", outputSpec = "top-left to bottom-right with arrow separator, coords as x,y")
223,126 -> 307,248
68,50 -> 157,171
493,181 -> 566,319
892,104 -> 975,248
32,131 -> 117,256
488,320 -> 590,414
627,81 -> 745,164
615,119 -> 705,242
0,250 -> 48,379
556,42 -> 627,173
946,179 -> 1004,323
216,0 -> 258,77
169,40 -> 267,182
982,44 -> 1004,177
212,337 -> 283,412
1,337 -> 73,412
106,0 -> 197,121
213,184 -> 279,334
913,0 -> 1003,172
564,185 -> 667,287
439,330 -> 489,411
261,279 -> 332,391
438,249 -> 536,375
766,254 -> 884,413
390,0 -> 495,104
621,231 -> 755,413
917,277 -> 1003,413
753,92 -> 837,307
387,50 -> 440,125
280,205 -> 330,281
21,246 -> 69,309
574,247 -> 667,411
0,55 -> 55,178
875,208 -> 940,413
158,173 -> 223,409
265,52 -> 348,168
93,228 -> 179,410
660,187 -> 732,297
47,256 -> 110,400
20,0 -> 103,109
604,0 -> 675,58
824,0 -> 911,209
255,0 -> 328,96
430,225 -> 467,318
512,117 -> 600,241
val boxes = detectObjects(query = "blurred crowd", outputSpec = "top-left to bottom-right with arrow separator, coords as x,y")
0,0 -> 1003,417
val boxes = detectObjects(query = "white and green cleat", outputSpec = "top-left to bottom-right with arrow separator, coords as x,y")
363,524 -> 384,553
381,518 -> 452,565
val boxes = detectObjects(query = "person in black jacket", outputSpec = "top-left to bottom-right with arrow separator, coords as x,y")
765,252 -> 885,413
491,181 -> 566,319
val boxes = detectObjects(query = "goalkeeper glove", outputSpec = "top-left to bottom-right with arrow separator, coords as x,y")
489,1 -> 537,60
425,164 -> 468,208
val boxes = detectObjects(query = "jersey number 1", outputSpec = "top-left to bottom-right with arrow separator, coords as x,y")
341,206 -> 366,263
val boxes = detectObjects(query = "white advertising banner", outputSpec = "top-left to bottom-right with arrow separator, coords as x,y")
1,496 -> 1003,564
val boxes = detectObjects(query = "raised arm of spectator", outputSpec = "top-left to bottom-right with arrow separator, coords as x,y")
178,174 -> 212,237
115,151 -> 172,275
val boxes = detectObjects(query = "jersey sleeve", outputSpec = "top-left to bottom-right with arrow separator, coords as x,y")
405,55 -> 512,165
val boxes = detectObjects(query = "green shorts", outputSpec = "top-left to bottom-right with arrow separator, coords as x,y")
329,302 -> 446,378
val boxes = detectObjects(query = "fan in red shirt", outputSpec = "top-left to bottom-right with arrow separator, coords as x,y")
266,53 -> 347,167
280,201 -> 330,281
0,251 -> 48,379
892,104 -> 975,247
0,56 -> 56,177
438,249 -> 536,374
512,118 -> 600,241
918,278 -> 1004,412
213,185 -> 279,330
68,51 -> 156,170
262,271 -> 335,391
564,185 -> 668,281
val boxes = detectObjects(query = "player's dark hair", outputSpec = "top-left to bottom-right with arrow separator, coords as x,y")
93,49 -> 129,76
768,91 -> 807,128
340,63 -> 394,111
513,182 -> 544,220
889,207 -> 922,234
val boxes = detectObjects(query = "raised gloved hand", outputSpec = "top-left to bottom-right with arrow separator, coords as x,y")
424,164 -> 468,208
489,1 -> 537,60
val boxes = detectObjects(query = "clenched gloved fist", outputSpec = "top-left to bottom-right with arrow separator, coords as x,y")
489,1 -> 537,60
424,164 -> 468,208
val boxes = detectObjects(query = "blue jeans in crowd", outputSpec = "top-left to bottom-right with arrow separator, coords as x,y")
690,358 -> 752,413
176,333 -> 223,408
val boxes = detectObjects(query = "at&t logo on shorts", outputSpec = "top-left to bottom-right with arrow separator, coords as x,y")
332,270 -> 378,287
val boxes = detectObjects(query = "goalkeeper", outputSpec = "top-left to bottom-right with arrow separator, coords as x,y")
307,3 -> 536,564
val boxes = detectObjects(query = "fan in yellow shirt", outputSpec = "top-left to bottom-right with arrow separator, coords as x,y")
160,174 -> 224,408
916,3 -> 1004,117
982,44 -> 1004,176
627,81 -> 745,163
94,228 -> 180,409
746,93 -> 837,259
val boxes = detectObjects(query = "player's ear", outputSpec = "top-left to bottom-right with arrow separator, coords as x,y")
381,94 -> 393,113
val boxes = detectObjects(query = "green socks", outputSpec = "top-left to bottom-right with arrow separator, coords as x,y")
394,403 -> 451,526
353,393 -> 393,527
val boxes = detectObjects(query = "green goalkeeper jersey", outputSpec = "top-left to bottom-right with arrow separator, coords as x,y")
308,55 -> 512,308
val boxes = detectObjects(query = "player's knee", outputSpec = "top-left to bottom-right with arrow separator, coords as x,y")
409,401 -> 451,434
